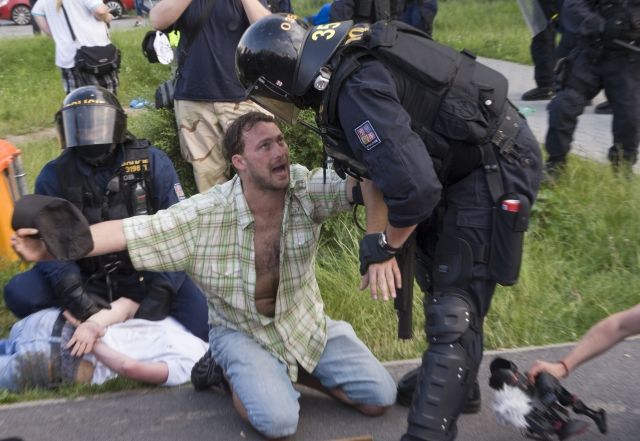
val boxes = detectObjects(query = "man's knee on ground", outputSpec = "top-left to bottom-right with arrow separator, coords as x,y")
356,402 -> 392,417
251,405 -> 299,439
231,385 -> 299,439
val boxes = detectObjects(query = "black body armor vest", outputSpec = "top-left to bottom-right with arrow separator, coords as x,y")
317,21 -> 509,183
56,136 -> 155,277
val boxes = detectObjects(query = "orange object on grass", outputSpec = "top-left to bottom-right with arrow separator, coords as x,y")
0,139 -> 26,261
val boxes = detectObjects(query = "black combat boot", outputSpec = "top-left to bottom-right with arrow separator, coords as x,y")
542,155 -> 567,183
191,350 -> 229,392
521,86 -> 555,101
594,101 -> 612,115
608,145 -> 636,178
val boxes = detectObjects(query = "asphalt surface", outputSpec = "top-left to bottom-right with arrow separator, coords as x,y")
0,15 -> 144,38
0,31 -> 631,441
3,340 -> 640,441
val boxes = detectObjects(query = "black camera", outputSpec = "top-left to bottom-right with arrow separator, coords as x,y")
489,357 -> 607,441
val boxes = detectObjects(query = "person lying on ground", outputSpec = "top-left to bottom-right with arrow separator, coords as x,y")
0,297 -> 208,391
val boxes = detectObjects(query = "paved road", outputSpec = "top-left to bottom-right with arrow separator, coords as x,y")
3,340 -> 639,441
0,15 -> 143,38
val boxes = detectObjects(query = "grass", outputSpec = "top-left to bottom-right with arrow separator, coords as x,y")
2,0 -> 639,403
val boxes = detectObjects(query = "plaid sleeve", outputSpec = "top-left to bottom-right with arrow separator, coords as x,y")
304,167 -> 350,222
123,198 -> 200,273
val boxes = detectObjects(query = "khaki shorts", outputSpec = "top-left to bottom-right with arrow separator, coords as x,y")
174,99 -> 270,192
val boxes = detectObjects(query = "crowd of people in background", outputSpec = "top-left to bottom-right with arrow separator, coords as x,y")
3,0 -> 640,440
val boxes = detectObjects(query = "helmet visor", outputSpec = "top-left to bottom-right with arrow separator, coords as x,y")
58,105 -> 125,148
247,77 -> 301,125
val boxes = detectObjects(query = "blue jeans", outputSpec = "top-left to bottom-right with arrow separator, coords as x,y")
209,318 -> 397,438
0,309 -> 60,391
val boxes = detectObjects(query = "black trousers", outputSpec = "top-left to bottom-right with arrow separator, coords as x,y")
545,46 -> 640,162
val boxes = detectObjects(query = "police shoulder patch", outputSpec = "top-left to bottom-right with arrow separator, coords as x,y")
174,183 -> 186,201
355,120 -> 381,150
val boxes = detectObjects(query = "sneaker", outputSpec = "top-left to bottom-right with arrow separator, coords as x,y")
134,20 -> 142,27
191,350 -> 228,392
521,86 -> 555,101
595,101 -> 612,115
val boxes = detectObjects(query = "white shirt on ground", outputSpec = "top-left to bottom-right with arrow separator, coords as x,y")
31,0 -> 111,68
89,317 -> 209,386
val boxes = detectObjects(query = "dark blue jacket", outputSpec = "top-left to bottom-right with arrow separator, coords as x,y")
34,144 -> 184,298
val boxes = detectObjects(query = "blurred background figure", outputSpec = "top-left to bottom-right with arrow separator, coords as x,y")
330,0 -> 438,36
31,0 -> 118,94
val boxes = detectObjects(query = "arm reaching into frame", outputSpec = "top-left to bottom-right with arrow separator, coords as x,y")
528,303 -> 640,381
12,219 -> 127,263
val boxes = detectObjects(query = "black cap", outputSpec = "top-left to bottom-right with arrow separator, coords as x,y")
12,194 -> 94,260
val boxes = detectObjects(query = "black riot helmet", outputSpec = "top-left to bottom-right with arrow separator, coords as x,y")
236,13 -> 352,124
55,86 -> 127,166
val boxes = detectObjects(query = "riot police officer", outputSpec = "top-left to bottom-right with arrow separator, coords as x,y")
544,0 -> 640,176
3,86 -> 209,341
236,14 -> 542,441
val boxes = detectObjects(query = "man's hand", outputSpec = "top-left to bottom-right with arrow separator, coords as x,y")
526,360 -> 567,383
66,318 -> 105,357
360,258 -> 401,301
11,228 -> 53,262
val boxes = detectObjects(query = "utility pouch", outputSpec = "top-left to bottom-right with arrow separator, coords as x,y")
155,76 -> 176,109
488,193 -> 531,286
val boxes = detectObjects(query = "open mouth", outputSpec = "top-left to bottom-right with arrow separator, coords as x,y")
272,164 -> 288,175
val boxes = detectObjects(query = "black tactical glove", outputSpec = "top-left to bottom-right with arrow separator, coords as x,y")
56,273 -> 111,322
191,349 -> 228,392
359,233 -> 397,275
134,275 -> 174,321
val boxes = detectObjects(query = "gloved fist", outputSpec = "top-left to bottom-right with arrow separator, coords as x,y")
359,233 -> 396,275
56,274 -> 110,322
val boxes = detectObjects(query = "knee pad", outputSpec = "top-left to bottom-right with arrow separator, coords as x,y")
426,290 -> 477,345
406,342 -> 471,441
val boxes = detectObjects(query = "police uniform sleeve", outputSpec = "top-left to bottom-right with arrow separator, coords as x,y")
33,160 -> 85,292
336,58 -> 442,227
149,147 -> 184,209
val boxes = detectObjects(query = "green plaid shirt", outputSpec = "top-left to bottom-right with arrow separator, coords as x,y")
123,165 -> 351,380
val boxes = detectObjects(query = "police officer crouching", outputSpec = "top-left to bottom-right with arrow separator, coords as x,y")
236,15 -> 542,441
3,86 -> 209,341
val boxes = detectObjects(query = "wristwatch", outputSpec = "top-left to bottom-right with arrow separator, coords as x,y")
378,231 -> 401,254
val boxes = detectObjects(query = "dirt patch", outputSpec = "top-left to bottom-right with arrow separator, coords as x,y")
5,127 -> 57,146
